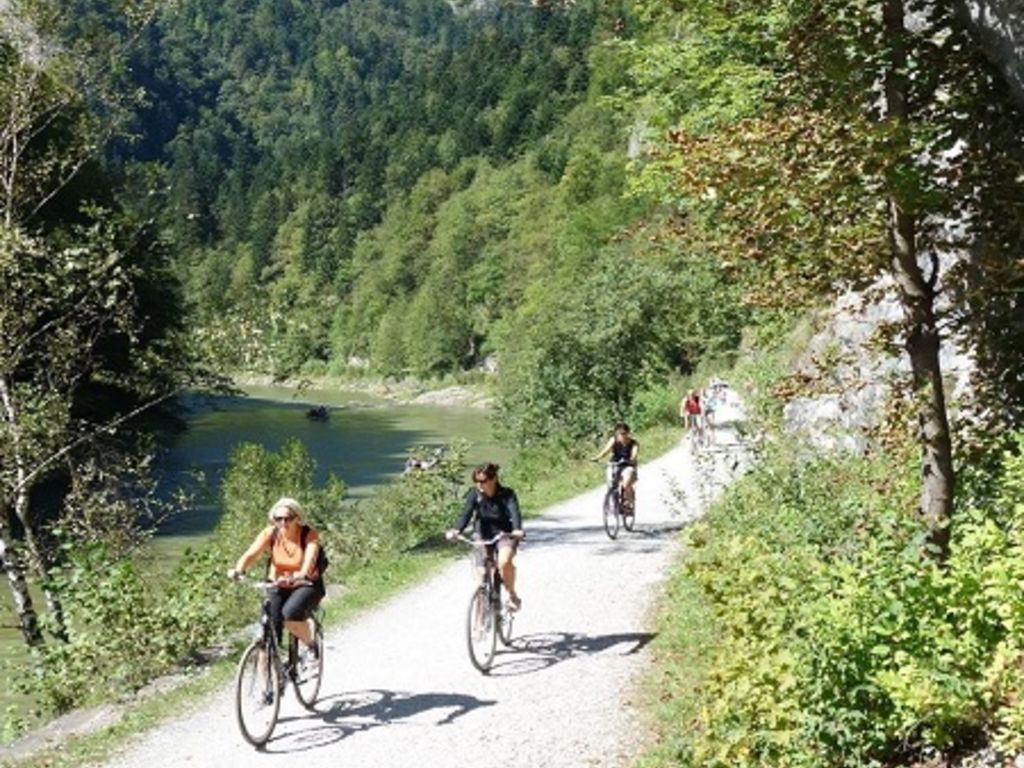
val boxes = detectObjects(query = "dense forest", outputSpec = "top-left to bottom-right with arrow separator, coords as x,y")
3,0 -> 1024,764
125,0 -> 742,446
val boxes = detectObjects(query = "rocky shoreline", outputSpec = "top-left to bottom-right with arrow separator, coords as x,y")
231,373 -> 494,409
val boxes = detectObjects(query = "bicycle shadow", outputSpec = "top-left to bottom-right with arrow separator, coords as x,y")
485,630 -> 655,678
259,689 -> 496,752
523,521 -> 686,549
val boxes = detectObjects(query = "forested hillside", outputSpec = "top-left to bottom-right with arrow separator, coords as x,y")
141,0 -> 621,368
126,0 -> 743,445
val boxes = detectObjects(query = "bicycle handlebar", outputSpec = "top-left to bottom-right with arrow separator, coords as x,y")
229,573 -> 315,589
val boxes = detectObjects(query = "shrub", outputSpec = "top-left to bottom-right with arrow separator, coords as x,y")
335,441 -> 468,569
644,432 -> 1024,767
630,380 -> 681,431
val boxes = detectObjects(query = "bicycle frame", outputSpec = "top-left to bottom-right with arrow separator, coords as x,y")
605,461 -> 625,492
248,579 -> 316,660
452,533 -> 518,671
600,460 -> 635,539
454,532 -> 513,580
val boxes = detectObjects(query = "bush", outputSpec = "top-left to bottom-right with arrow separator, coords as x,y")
643,432 -> 1024,767
334,441 -> 469,569
629,380 -> 681,431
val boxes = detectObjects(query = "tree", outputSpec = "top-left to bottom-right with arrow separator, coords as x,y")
0,223 -> 138,645
495,249 -> 722,445
879,0 -> 954,555
0,0 -> 189,647
620,0 -> 1024,559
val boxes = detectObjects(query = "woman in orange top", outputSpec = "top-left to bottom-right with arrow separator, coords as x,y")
228,497 -> 322,656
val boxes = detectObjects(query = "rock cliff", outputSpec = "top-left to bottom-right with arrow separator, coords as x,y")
960,0 -> 1024,107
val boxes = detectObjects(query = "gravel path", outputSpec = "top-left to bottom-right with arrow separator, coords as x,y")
98,406 -> 746,768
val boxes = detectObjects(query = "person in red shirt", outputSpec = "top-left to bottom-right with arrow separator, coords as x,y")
680,390 -> 704,444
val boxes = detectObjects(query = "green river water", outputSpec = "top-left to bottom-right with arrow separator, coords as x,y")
0,384 -> 504,723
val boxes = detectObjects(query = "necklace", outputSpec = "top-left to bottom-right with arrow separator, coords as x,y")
276,531 -> 301,557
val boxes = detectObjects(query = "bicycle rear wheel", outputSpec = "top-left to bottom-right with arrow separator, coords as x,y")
603,487 -> 620,539
290,620 -> 323,710
466,586 -> 497,672
235,640 -> 281,747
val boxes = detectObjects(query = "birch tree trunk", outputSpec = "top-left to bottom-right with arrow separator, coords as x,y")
0,373 -> 68,643
0,503 -> 43,646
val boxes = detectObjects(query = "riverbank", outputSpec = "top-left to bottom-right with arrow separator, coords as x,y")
230,372 -> 495,410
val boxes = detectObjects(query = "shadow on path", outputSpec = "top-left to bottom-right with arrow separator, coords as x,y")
258,689 -> 495,753
486,630 -> 655,677
521,522 -> 688,554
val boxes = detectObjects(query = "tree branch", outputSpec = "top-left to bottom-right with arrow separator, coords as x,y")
10,387 -> 181,497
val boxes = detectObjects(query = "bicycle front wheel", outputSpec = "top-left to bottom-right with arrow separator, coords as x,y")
622,497 -> 636,532
466,587 -> 497,672
603,487 -> 620,540
235,640 -> 281,747
291,622 -> 323,710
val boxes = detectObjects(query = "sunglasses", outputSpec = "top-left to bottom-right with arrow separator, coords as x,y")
273,515 -> 294,523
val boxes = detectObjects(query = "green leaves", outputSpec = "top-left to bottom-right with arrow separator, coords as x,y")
643,428 -> 1024,766
147,0 -> 611,378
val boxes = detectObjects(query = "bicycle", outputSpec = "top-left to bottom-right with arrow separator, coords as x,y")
598,459 -> 636,539
232,577 -> 324,747
451,532 -> 521,673
685,412 -> 709,451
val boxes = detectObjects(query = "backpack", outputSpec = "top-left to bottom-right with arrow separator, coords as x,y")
269,524 -> 329,580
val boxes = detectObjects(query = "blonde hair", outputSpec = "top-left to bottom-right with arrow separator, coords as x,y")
267,497 -> 304,522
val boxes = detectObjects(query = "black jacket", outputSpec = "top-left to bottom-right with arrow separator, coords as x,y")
454,484 -> 522,539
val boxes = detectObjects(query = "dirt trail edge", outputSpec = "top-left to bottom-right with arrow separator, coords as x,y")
93,403 -> 747,768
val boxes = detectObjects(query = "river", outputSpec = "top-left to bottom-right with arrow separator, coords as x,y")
0,384 -> 504,726
157,384 -> 504,535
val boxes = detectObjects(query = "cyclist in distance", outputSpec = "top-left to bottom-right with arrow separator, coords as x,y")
228,497 -> 323,659
702,386 -> 718,442
680,390 -> 704,443
592,422 -> 639,509
446,463 -> 525,611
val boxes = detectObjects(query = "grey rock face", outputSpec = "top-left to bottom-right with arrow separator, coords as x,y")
959,0 -> 1024,108
783,274 -> 976,453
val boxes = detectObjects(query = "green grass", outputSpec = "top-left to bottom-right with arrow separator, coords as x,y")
631,567 -> 718,768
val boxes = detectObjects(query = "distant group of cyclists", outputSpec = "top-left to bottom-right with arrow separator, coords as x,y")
226,378 -> 725,665
679,376 -> 729,447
